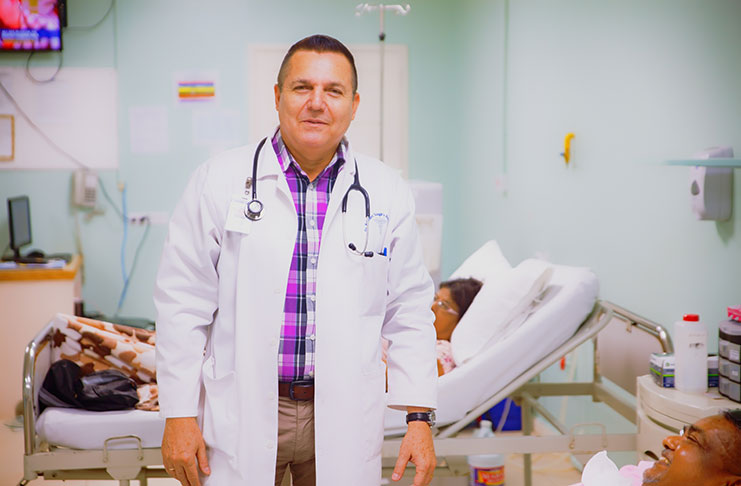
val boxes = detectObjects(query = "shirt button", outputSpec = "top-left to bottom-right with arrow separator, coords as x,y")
309,219 -> 316,227
310,295 -> 316,302
310,257 -> 317,265
308,371 -> 314,378
307,334 -> 315,341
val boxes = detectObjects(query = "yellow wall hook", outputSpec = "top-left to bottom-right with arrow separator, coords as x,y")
561,132 -> 575,164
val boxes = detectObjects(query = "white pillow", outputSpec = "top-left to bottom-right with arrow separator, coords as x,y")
450,258 -> 553,365
449,240 -> 511,283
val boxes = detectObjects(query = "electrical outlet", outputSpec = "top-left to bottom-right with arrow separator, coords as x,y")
127,211 -> 169,226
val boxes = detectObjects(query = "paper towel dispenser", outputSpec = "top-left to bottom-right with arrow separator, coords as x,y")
689,147 -> 733,221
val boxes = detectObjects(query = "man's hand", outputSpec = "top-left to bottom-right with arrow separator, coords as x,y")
392,421 -> 436,485
162,417 -> 211,486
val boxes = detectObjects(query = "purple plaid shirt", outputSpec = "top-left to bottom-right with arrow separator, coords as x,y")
272,128 -> 346,382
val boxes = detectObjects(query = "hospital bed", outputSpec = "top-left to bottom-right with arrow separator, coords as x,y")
19,243 -> 671,486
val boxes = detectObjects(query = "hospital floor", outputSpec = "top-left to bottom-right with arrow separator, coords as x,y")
2,417 -> 582,486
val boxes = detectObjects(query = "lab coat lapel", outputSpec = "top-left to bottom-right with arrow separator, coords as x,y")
255,135 -> 293,209
324,146 -> 356,230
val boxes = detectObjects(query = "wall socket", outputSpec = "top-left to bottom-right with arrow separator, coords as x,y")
127,211 -> 169,226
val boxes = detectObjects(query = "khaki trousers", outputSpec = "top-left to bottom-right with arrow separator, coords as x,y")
275,396 -> 316,486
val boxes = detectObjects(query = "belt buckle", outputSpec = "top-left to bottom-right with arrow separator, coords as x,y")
289,379 -> 314,401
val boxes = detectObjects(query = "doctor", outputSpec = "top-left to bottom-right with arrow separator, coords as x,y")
154,34 -> 438,486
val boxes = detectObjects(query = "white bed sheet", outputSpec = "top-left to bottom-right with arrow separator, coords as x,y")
384,264 -> 599,435
37,407 -> 165,450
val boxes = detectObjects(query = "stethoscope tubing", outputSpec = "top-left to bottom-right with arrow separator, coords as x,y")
245,138 -> 375,257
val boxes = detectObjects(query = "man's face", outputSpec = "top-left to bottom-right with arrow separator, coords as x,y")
642,415 -> 741,486
274,50 -> 359,162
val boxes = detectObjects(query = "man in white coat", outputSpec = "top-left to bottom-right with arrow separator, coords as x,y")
154,34 -> 438,486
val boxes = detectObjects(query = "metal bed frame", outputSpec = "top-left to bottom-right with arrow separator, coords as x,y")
19,300 -> 671,486
381,300 -> 673,485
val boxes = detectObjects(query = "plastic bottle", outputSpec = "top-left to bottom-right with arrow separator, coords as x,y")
468,420 -> 505,486
674,314 -> 707,394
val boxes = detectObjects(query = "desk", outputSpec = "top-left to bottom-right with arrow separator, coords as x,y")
0,255 -> 81,419
636,374 -> 737,460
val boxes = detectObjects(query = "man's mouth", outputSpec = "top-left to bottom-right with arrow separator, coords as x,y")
302,119 -> 327,126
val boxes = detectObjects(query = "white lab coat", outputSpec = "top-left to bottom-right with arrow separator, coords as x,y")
154,136 -> 437,486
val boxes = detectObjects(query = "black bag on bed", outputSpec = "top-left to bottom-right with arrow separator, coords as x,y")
39,359 -> 139,412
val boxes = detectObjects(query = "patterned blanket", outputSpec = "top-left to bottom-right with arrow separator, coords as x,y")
50,314 -> 158,411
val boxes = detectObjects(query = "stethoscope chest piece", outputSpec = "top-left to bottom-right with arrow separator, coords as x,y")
244,198 -> 263,221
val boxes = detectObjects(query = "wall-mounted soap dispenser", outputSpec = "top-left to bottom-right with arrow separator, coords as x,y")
688,147 -> 734,221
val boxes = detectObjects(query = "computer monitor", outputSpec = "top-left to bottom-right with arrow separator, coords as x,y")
8,195 -> 31,260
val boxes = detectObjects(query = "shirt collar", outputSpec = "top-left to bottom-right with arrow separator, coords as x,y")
271,126 -> 347,178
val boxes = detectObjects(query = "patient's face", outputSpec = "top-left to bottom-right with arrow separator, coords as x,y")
432,287 -> 460,341
642,415 -> 741,486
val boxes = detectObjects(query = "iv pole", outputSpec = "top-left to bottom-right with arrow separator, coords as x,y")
355,3 -> 410,161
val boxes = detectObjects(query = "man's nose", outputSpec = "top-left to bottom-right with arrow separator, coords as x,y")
663,435 -> 681,450
308,88 -> 325,109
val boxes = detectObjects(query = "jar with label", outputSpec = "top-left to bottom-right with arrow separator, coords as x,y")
468,420 -> 505,486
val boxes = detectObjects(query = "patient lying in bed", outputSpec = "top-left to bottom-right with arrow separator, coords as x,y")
431,278 -> 482,376
574,409 -> 741,486
381,278 -> 482,378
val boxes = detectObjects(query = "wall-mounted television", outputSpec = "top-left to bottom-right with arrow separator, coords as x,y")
0,0 -> 65,52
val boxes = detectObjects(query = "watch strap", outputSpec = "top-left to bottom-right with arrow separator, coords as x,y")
406,411 -> 433,425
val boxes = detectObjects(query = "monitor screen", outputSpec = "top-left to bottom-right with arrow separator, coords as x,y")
8,195 -> 31,259
0,0 -> 63,51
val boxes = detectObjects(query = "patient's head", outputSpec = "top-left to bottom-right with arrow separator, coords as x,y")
642,409 -> 741,486
432,278 -> 483,341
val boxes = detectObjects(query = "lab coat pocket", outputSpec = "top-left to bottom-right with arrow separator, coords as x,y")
201,357 -> 238,463
359,315 -> 386,376
359,255 -> 390,316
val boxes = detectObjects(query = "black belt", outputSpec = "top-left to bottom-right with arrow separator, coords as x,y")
278,380 -> 314,401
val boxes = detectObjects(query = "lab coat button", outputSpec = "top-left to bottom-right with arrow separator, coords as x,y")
274,288 -> 282,294
265,441 -> 274,449
270,338 -> 278,347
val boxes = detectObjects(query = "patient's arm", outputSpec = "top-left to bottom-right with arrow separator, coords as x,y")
437,360 -> 445,377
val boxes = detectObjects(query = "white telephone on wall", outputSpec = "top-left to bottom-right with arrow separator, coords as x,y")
73,170 -> 98,208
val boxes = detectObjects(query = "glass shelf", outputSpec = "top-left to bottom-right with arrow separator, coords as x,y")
665,159 -> 741,168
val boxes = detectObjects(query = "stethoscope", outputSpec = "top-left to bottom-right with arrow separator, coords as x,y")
244,137 -> 379,258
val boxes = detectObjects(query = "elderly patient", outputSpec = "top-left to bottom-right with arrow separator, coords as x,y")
577,409 -> 741,486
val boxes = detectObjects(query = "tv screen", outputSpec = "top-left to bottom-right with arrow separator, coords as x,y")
0,0 -> 63,51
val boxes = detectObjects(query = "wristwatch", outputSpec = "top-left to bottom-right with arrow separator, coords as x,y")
406,410 -> 436,427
